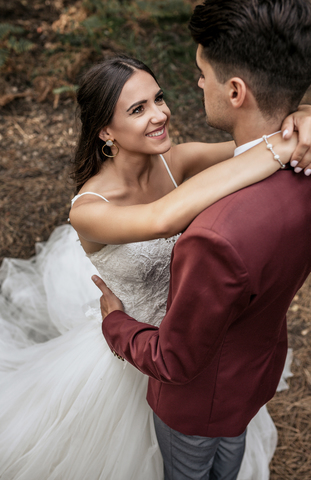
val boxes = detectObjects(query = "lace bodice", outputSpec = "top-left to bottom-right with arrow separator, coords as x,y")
87,236 -> 179,327
71,153 -> 179,328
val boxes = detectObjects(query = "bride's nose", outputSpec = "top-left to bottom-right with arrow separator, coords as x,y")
150,106 -> 167,124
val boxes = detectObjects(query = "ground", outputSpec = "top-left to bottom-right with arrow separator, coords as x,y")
0,1 -> 310,478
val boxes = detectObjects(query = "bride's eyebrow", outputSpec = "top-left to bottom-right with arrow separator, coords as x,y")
126,99 -> 147,112
126,89 -> 163,112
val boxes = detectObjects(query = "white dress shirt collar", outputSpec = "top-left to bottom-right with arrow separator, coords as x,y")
234,131 -> 281,156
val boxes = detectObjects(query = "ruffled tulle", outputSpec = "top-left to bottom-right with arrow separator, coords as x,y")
0,226 -> 99,347
0,317 -> 162,479
0,226 -> 163,479
0,225 -> 292,479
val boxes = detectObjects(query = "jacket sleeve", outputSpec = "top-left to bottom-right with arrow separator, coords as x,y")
102,227 -> 251,384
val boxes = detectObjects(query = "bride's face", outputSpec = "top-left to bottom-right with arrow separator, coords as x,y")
100,70 -> 171,157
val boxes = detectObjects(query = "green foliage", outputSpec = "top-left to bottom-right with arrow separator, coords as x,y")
7,36 -> 35,54
82,14 -> 107,32
0,48 -> 9,67
135,0 -> 192,20
52,85 -> 79,95
0,23 -> 34,67
76,0 -> 196,106
0,1 -> 200,110
83,0 -> 192,22
0,23 -> 24,40
47,0 -> 197,106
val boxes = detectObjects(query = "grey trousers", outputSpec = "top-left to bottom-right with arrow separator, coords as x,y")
153,413 -> 246,480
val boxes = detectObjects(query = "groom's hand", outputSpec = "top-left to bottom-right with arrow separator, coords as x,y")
92,275 -> 124,320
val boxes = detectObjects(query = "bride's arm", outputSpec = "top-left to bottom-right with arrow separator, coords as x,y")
167,104 -> 311,181
168,141 -> 236,182
70,132 -> 297,245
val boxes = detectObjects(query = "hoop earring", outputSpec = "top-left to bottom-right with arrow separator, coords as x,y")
102,139 -> 119,158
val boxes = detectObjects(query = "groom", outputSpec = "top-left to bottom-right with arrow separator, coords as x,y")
94,0 -> 311,478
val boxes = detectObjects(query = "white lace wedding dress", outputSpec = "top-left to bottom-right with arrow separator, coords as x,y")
0,224 -> 292,479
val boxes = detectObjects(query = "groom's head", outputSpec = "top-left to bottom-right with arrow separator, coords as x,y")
189,0 -> 311,132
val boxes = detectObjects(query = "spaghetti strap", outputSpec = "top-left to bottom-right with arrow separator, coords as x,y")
160,154 -> 178,188
71,156 -> 177,208
71,192 -> 110,206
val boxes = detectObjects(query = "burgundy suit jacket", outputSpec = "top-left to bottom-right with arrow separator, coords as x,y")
102,168 -> 311,437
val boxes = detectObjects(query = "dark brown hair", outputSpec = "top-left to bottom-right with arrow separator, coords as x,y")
72,55 -> 159,193
189,0 -> 311,117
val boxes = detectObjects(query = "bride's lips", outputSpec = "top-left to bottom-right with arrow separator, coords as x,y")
146,124 -> 167,139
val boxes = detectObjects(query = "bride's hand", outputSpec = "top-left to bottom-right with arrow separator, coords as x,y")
92,275 -> 124,320
281,104 -> 311,175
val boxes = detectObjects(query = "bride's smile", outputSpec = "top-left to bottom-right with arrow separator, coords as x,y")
99,69 -> 172,159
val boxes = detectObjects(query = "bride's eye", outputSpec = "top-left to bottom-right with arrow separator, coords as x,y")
155,93 -> 164,104
131,105 -> 144,115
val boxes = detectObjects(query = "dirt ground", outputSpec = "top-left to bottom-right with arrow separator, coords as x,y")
0,1 -> 310,478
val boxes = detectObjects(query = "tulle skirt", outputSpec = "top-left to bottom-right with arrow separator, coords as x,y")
0,317 -> 162,479
0,225 -> 292,479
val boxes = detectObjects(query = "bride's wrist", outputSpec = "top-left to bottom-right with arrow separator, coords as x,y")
262,134 -> 286,169
264,132 -> 298,167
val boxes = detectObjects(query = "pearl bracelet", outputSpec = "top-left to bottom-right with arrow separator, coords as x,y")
262,135 -> 286,169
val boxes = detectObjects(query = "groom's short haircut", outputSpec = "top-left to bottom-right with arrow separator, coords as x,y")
189,0 -> 311,118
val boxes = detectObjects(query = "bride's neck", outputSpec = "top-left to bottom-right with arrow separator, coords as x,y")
107,153 -> 156,188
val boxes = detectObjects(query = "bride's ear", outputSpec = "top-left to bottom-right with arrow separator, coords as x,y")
99,128 -> 112,142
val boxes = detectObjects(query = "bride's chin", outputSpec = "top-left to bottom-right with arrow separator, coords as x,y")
159,139 -> 172,154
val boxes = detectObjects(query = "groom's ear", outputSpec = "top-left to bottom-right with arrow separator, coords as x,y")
228,77 -> 247,109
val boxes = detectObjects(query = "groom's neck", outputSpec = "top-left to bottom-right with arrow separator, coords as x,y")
232,109 -> 285,147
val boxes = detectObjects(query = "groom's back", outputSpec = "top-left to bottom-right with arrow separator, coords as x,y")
150,0 -> 311,438
205,168 -> 311,282
201,168 -> 311,288
149,167 -> 311,437
187,167 -> 311,430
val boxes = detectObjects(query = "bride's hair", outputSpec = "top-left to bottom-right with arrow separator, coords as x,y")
71,55 -> 159,193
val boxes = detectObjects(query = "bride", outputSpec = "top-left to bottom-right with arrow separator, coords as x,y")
0,55 -> 309,480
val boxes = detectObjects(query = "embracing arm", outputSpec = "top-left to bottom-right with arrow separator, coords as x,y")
70,132 -> 297,245
169,140 -> 235,180
99,229 -> 249,383
169,104 -> 311,180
